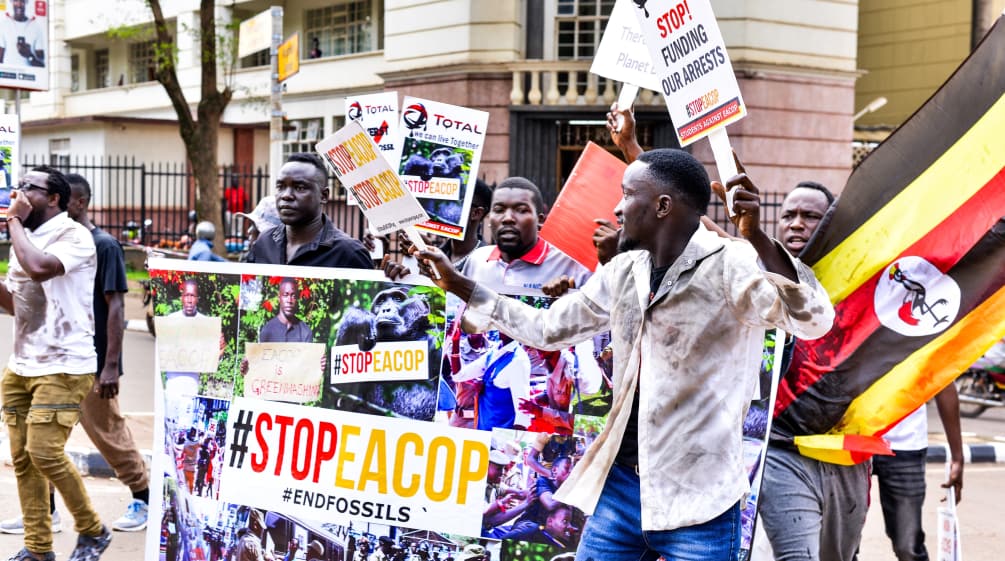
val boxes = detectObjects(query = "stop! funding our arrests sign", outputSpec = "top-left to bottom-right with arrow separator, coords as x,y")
632,0 -> 746,146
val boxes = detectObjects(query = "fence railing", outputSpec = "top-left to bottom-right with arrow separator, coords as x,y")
22,155 -> 368,251
21,154 -> 789,256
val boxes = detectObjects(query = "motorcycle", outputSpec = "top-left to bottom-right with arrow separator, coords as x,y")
141,278 -> 156,337
954,341 -> 1005,418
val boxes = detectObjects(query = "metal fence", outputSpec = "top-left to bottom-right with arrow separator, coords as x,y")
21,155 -> 369,250
21,154 -> 788,253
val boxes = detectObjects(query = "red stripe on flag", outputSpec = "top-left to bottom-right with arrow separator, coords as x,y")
776,166 -> 1005,415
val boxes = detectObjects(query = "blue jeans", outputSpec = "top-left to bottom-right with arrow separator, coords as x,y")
872,450 -> 928,561
576,463 -> 741,561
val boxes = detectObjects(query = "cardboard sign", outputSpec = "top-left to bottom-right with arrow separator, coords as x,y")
155,315 -> 222,373
244,342 -> 325,403
631,0 -> 746,146
590,0 -> 661,91
397,97 -> 489,240
539,142 -> 625,272
345,91 -> 401,206
316,120 -> 429,236
278,32 -> 300,82
218,397 -> 491,536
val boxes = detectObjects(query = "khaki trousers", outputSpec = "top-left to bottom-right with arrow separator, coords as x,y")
79,383 -> 149,493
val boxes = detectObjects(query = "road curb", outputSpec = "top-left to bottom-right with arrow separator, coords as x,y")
126,319 -> 151,334
926,442 -> 1005,464
0,435 -> 153,478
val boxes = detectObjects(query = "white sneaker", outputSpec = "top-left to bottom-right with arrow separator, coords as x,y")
111,499 -> 148,532
0,510 -> 62,534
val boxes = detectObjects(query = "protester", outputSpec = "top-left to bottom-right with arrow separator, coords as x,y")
230,510 -> 272,561
243,152 -> 372,269
239,277 -> 326,378
353,537 -> 372,561
871,386 -> 963,561
405,148 -> 834,560
399,179 -> 493,271
188,221 -> 225,262
65,174 -> 151,531
0,166 -> 111,561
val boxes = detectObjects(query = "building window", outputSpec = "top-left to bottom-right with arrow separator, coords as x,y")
95,49 -> 110,89
304,1 -> 376,59
49,138 -> 70,168
70,54 -> 79,92
129,39 -> 165,84
555,0 -> 614,60
282,118 -> 325,160
240,49 -> 270,69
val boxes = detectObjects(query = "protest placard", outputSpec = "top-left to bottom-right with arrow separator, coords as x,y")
539,142 -> 624,271
155,315 -> 222,373
345,91 -> 401,206
630,0 -> 746,147
397,97 -> 489,240
591,0 -> 661,92
330,340 -> 429,384
244,342 -> 325,403
218,397 -> 491,535
0,114 -> 18,214
316,120 -> 429,236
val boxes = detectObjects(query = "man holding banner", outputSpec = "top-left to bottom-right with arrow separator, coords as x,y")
411,148 -> 834,560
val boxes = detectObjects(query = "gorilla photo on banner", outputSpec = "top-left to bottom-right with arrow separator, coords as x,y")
322,281 -> 446,420
399,137 -> 474,227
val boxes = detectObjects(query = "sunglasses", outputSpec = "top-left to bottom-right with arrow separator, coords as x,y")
16,181 -> 48,194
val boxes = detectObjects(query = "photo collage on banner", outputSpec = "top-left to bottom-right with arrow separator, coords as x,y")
440,289 -> 614,561
148,260 -> 615,561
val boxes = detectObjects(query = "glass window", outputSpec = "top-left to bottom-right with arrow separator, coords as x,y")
303,0 -> 377,59
554,0 -> 614,60
281,118 -> 325,160
129,39 -> 163,84
70,54 -> 79,92
94,49 -> 110,89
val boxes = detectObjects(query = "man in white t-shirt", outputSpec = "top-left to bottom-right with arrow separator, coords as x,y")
0,0 -> 45,67
871,385 -> 963,561
0,166 -> 111,561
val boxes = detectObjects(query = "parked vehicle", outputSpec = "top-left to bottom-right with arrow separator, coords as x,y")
955,339 -> 1005,418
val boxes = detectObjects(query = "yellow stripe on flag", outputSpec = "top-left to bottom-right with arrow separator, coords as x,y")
814,95 -> 1005,302
833,285 -> 1005,438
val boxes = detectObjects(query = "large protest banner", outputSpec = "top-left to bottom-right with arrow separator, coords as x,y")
0,0 -> 49,90
629,0 -> 746,147
146,260 -> 617,561
397,97 -> 489,240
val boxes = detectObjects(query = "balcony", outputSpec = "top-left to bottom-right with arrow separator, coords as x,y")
507,60 -> 662,107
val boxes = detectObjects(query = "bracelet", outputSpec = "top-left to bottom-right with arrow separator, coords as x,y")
7,216 -> 20,225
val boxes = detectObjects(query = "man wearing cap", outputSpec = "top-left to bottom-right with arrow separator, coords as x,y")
456,544 -> 486,561
231,509 -> 273,561
306,540 -> 325,561
371,536 -> 397,561
352,537 -> 372,561
188,221 -> 225,262
482,449 -> 535,531
244,153 -> 372,270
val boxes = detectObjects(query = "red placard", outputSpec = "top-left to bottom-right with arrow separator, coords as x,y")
540,142 -> 626,271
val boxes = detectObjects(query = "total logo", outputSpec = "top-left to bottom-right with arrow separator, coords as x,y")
347,101 -> 363,122
402,103 -> 428,131
874,256 -> 960,337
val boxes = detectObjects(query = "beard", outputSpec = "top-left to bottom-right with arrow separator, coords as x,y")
617,233 -> 638,253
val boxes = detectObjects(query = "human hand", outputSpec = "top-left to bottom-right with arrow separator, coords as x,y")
606,102 -> 638,153
593,219 -> 620,264
517,398 -> 544,417
240,357 -> 249,377
96,366 -> 120,399
16,41 -> 31,59
542,276 -> 575,298
320,353 -> 328,376
942,458 -> 963,504
413,246 -> 470,297
7,191 -> 30,223
380,255 -> 412,281
711,152 -> 762,240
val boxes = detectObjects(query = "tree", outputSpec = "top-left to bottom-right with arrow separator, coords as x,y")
149,0 -> 234,254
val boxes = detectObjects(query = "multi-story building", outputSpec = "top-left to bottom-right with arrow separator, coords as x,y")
12,0 -> 999,237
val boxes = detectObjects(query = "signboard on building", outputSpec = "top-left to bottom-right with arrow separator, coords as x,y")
238,8 -> 274,59
277,32 -> 299,82
0,0 -> 49,91
631,0 -> 746,146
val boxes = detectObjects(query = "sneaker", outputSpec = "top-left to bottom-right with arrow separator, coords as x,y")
0,511 -> 63,535
67,525 -> 112,561
6,548 -> 55,561
111,499 -> 148,532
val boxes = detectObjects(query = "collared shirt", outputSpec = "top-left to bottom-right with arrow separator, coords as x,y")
244,214 -> 373,270
6,212 -> 97,376
461,224 -> 835,531
461,238 -> 591,290
259,315 -> 314,343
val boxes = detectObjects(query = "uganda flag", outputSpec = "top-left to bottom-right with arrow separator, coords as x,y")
772,15 -> 1005,465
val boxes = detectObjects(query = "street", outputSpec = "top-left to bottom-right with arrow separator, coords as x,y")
0,310 -> 1002,559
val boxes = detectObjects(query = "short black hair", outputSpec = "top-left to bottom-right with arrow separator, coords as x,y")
793,180 -> 836,205
472,179 -> 493,209
495,177 -> 545,215
182,278 -> 199,291
286,152 -> 328,187
65,173 -> 91,200
635,149 -> 711,214
32,165 -> 71,211
279,277 -> 297,290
